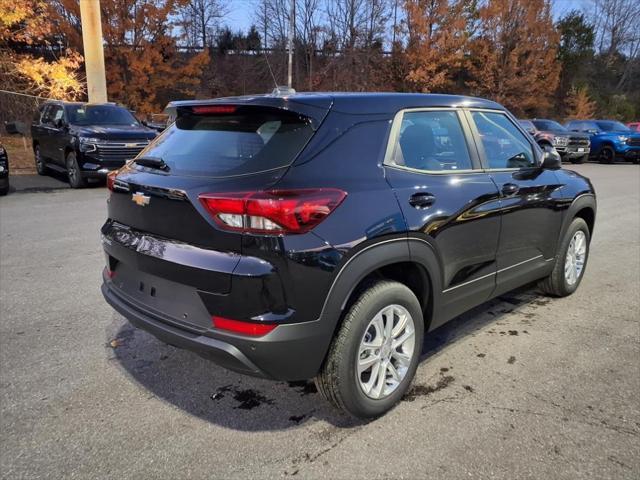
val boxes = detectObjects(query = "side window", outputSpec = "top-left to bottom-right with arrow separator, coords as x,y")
40,105 -> 53,125
471,111 -> 536,169
50,106 -> 64,124
390,110 -> 472,172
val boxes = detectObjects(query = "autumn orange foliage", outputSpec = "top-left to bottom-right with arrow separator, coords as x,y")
49,0 -> 209,115
565,86 -> 597,120
468,0 -> 560,116
0,0 -> 84,100
404,0 -> 469,93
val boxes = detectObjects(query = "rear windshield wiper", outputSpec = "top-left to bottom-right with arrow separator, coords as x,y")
134,156 -> 170,171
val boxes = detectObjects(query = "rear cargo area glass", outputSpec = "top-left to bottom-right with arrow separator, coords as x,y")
138,106 -> 314,177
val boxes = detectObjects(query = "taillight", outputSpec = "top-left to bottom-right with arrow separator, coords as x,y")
192,105 -> 237,114
106,170 -> 117,191
199,189 -> 346,234
212,316 -> 277,336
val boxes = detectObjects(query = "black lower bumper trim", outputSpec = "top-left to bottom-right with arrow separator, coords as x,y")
102,283 -> 267,378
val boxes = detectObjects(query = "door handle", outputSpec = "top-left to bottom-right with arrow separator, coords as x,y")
409,192 -> 436,209
501,183 -> 520,196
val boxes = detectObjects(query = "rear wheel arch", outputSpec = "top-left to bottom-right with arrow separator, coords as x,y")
319,238 -> 441,344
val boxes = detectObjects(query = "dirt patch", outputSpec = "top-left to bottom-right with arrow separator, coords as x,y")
210,384 -> 275,410
287,381 -> 318,396
404,375 -> 454,401
1,135 -> 35,173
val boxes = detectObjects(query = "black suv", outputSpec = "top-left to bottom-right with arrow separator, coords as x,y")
101,93 -> 596,418
31,101 -> 157,188
519,119 -> 590,164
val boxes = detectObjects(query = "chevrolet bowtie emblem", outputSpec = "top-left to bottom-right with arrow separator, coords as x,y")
132,191 -> 150,206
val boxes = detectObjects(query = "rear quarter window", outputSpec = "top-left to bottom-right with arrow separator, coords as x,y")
138,106 -> 315,177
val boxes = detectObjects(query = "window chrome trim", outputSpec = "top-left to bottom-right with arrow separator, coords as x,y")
463,108 -> 543,172
382,107 -> 489,174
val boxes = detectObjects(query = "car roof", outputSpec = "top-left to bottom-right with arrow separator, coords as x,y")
43,100 -> 120,107
167,92 -> 505,116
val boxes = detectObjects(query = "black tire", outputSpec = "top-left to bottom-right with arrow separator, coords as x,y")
0,184 -> 8,196
315,280 -> 425,419
539,217 -> 590,297
570,154 -> 587,164
597,146 -> 615,164
34,145 -> 47,175
66,151 -> 86,188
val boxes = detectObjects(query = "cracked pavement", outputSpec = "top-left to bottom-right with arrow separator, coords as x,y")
1,163 -> 638,479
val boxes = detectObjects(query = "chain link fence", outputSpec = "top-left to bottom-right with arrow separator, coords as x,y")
0,90 -> 47,135
0,90 -> 47,173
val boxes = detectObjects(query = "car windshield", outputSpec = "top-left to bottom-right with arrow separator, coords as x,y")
595,121 -> 631,132
66,105 -> 140,126
532,120 -> 566,131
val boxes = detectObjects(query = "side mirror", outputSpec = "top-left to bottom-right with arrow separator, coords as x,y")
54,118 -> 67,129
541,146 -> 561,170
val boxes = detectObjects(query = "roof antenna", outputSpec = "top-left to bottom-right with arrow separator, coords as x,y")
261,48 -> 279,91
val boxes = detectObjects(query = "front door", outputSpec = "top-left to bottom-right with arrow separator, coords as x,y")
467,110 -> 563,295
383,108 -> 502,327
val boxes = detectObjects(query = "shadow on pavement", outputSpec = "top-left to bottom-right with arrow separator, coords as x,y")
8,172 -> 105,193
110,283 -> 549,431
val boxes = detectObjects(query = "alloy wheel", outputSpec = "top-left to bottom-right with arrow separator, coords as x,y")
67,158 -> 77,184
564,230 -> 587,286
35,147 -> 43,171
599,148 -> 613,163
357,304 -> 416,400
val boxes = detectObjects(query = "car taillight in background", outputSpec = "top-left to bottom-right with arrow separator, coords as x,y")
199,189 -> 347,234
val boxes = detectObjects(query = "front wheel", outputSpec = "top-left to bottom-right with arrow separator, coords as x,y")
539,217 -> 590,297
34,145 -> 47,175
66,152 -> 86,189
315,280 -> 424,418
597,146 -> 615,164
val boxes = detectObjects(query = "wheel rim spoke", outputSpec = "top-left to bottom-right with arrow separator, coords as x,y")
357,303 -> 416,400
564,230 -> 587,285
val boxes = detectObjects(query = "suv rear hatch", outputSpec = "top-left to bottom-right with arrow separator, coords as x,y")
102,96 -> 332,329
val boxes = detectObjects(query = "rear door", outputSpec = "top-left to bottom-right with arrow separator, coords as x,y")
466,109 -> 563,294
36,105 -> 55,159
383,108 -> 501,327
47,105 -> 67,165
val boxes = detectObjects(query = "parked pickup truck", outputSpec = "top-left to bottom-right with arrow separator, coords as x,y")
519,119 -> 590,164
31,101 -> 157,188
565,119 -> 640,164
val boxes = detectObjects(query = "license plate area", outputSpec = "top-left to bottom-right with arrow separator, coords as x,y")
111,262 -> 213,331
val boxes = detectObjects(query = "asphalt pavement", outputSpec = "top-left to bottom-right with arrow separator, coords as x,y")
0,163 -> 638,479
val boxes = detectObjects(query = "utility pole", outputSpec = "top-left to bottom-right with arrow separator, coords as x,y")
79,0 -> 107,103
287,0 -> 294,88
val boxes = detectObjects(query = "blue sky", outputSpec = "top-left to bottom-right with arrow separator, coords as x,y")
225,0 -> 593,34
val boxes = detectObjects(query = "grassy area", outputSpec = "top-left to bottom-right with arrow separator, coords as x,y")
0,135 -> 35,174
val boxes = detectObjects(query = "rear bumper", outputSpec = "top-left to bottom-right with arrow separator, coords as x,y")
101,277 -> 334,380
102,281 -> 266,376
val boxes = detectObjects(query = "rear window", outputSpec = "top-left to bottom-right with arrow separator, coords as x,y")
138,106 -> 315,177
